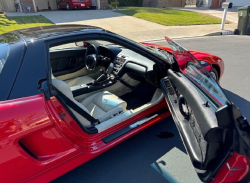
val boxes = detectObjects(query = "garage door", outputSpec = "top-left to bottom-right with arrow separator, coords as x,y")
35,0 -> 57,10
230,0 -> 250,6
0,0 -> 15,11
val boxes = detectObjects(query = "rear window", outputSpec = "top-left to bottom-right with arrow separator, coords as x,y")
0,43 -> 10,74
0,33 -> 25,101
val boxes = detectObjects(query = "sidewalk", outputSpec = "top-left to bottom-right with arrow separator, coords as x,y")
5,10 -> 237,42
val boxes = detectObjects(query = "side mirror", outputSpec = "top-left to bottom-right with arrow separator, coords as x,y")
75,41 -> 87,47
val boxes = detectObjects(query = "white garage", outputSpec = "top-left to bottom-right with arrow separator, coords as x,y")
35,0 -> 58,11
228,0 -> 250,6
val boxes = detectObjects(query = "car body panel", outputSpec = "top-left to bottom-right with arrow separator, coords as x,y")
140,42 -> 224,81
0,95 -> 80,182
0,93 -> 170,182
210,151 -> 250,183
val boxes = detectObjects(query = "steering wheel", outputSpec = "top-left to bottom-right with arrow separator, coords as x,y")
85,44 -> 98,71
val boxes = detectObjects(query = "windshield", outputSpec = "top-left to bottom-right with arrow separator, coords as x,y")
140,44 -> 171,61
50,40 -> 171,63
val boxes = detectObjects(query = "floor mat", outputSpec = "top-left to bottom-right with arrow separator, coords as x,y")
120,83 -> 157,110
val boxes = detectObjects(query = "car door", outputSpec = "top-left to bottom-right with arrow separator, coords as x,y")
160,37 -> 250,182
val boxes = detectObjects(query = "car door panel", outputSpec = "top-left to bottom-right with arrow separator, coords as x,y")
162,37 -> 250,182
161,70 -> 232,174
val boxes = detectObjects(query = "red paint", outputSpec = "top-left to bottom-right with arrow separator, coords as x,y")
140,42 -> 224,81
57,0 -> 92,9
210,151 -> 250,183
0,95 -> 81,183
0,94 -> 171,182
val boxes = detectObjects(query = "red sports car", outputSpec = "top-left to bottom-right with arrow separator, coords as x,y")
57,0 -> 92,10
0,25 -> 250,183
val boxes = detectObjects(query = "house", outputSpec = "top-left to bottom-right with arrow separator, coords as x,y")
143,0 -> 186,8
142,0 -> 226,8
0,0 -> 107,13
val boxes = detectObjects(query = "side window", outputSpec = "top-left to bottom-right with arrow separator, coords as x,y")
50,42 -> 86,76
185,61 -> 228,106
0,43 -> 9,74
0,33 -> 25,101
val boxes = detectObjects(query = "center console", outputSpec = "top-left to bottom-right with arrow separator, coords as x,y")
114,54 -> 128,74
70,75 -> 117,97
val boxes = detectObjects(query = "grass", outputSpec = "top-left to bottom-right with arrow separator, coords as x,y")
0,14 -> 54,34
118,7 -> 225,26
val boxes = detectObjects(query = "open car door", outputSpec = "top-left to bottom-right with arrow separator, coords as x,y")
161,37 -> 250,182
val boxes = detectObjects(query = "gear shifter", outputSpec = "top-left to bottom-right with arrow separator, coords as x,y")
106,63 -> 114,75
93,63 -> 114,85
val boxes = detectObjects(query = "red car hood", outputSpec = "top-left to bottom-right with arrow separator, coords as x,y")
140,42 -> 220,64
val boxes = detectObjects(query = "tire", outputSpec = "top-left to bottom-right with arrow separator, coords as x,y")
57,3 -> 61,10
210,67 -> 219,82
66,3 -> 70,10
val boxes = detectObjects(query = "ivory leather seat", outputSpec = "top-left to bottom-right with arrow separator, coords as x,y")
52,79 -> 127,127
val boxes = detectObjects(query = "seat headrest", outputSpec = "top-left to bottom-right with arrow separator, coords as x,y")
52,79 -> 74,100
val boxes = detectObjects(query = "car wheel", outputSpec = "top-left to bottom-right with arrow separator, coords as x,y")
210,67 -> 219,82
57,4 -> 60,10
66,3 -> 70,10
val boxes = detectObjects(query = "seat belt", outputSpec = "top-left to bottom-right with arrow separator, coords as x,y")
54,87 -> 100,126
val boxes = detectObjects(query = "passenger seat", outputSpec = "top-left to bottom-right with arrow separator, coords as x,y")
51,78 -> 127,127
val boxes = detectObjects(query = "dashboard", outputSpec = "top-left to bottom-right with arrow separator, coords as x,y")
84,41 -> 161,87
99,46 -> 159,86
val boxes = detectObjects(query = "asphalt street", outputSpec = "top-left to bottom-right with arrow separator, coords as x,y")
53,35 -> 250,183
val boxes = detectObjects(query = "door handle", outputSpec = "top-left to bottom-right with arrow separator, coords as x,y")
178,96 -> 190,120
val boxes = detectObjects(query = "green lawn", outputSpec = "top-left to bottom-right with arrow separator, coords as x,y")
0,14 -> 54,34
118,7 -> 224,26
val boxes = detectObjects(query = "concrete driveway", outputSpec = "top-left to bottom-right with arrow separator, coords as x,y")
6,9 -> 237,41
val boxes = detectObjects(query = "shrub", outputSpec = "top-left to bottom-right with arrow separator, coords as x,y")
104,4 -> 113,9
110,0 -> 119,8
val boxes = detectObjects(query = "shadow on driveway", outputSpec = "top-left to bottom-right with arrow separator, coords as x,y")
53,116 -> 185,183
223,89 -> 250,120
